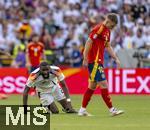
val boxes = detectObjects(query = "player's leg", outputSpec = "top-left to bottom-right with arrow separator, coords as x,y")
98,80 -> 113,109
82,81 -> 97,108
53,85 -> 77,113
58,99 -> 77,113
97,80 -> 124,116
48,102 -> 59,114
78,62 -> 99,116
78,81 -> 97,116
39,93 -> 59,114
78,63 -> 98,116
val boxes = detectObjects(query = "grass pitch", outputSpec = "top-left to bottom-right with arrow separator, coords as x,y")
0,95 -> 150,130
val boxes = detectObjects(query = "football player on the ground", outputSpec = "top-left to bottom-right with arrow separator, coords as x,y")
23,61 -> 77,114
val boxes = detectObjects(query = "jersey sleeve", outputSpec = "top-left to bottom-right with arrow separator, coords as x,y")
51,66 -> 65,81
26,73 -> 36,88
58,73 -> 65,81
89,24 -> 104,42
56,69 -> 65,81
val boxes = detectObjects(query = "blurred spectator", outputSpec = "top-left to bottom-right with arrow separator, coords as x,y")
132,28 -> 146,49
40,28 -> 54,49
59,47 -> 71,66
70,43 -> 82,67
18,19 -> 32,41
122,28 -> 134,49
29,13 -> 43,35
53,28 -> 66,49
131,0 -> 147,20
0,49 -> 12,67
140,44 -> 150,68
0,0 -> 149,68
11,47 -> 26,68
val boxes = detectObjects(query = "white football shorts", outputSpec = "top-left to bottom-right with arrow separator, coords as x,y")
39,85 -> 66,106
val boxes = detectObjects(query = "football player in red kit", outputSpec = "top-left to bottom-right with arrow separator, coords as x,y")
78,13 -> 124,116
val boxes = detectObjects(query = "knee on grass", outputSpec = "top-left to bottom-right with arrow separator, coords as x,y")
51,109 -> 59,114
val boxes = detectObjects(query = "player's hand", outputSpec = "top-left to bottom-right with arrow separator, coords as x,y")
82,58 -> 88,67
115,58 -> 121,68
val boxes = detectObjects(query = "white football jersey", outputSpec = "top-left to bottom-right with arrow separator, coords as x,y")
26,66 -> 65,93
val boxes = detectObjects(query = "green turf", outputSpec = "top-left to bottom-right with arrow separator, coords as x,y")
0,95 -> 150,130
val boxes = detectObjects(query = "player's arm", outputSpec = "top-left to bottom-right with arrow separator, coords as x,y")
25,44 -> 31,67
23,74 -> 35,106
59,77 -> 76,112
56,67 -> 76,112
23,86 -> 30,114
60,80 -> 70,100
83,38 -> 93,66
56,68 -> 71,101
105,43 -> 121,68
23,86 -> 30,106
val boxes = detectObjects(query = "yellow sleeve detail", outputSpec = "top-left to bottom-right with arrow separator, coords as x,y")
97,25 -> 104,35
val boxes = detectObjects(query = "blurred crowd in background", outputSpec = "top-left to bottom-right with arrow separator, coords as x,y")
0,0 -> 149,68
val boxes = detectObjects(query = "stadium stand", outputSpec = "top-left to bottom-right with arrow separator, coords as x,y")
0,0 -> 149,68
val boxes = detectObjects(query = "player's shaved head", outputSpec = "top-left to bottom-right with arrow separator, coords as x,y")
40,61 -> 49,67
40,61 -> 50,78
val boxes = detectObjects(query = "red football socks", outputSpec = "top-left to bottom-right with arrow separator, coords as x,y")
82,88 -> 94,108
101,88 -> 113,109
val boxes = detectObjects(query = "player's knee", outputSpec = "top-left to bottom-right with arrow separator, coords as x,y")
97,81 -> 108,88
48,103 -> 59,114
101,83 -> 108,88
52,109 -> 59,114
88,82 -> 97,90
101,84 -> 108,89
88,84 -> 96,90
88,86 -> 96,90
54,109 -> 59,114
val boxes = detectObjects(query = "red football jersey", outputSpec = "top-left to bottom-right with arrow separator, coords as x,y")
27,42 -> 44,67
88,23 -> 110,64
